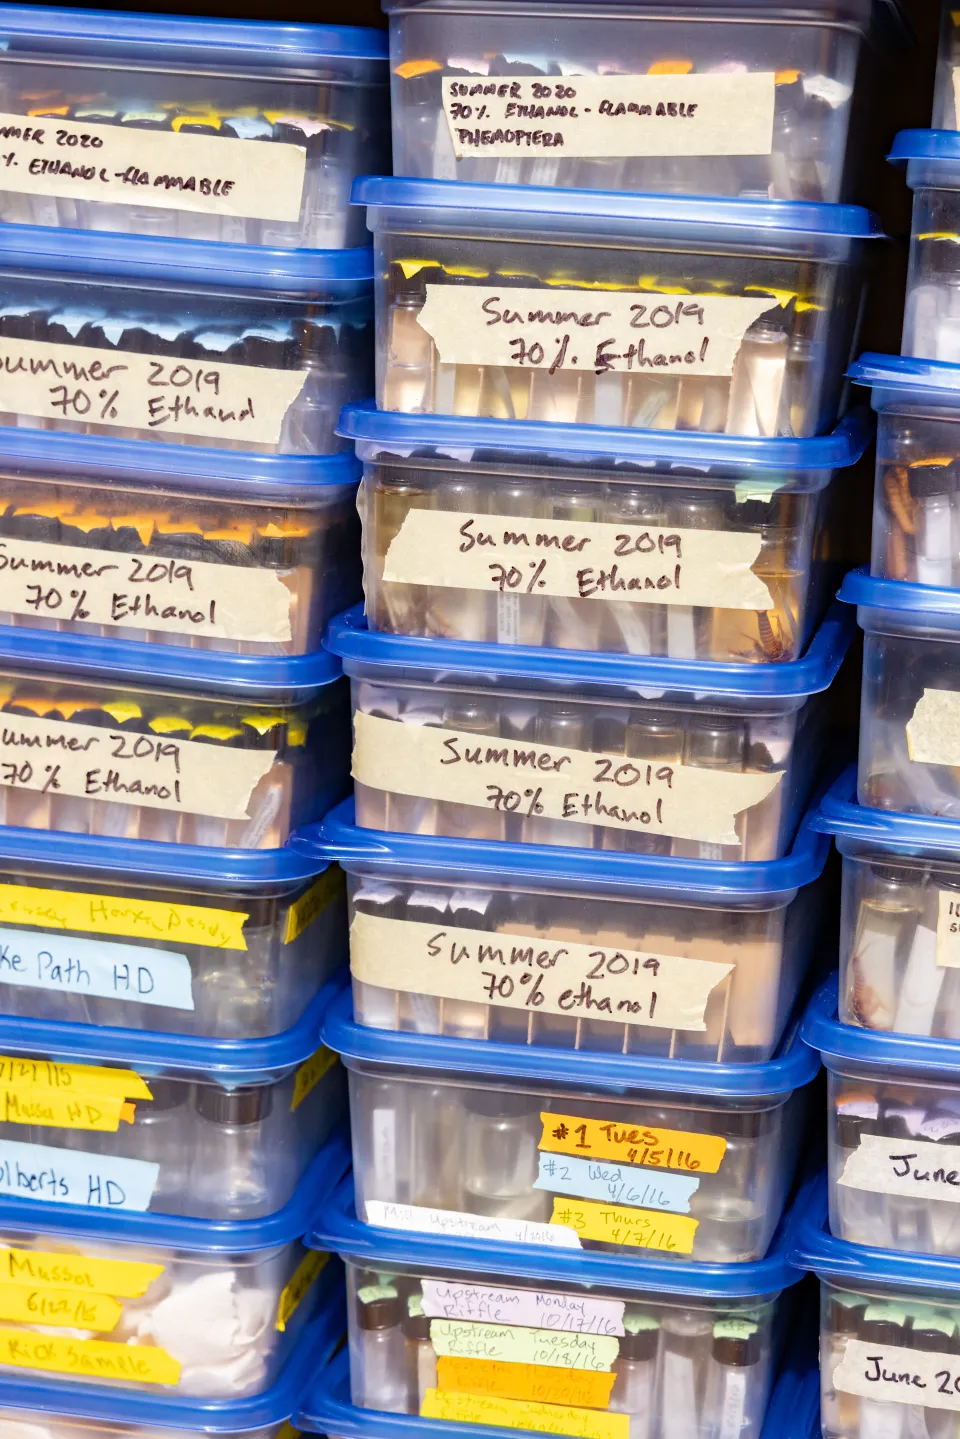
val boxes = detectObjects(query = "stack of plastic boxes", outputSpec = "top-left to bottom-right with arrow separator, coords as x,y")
290,2 -> 906,1438
0,10 -> 390,1439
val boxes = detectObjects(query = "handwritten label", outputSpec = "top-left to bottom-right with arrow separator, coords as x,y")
938,892 -> 960,969
0,1249 -> 163,1296
442,73 -> 775,159
437,1355 -> 616,1409
416,285 -> 779,378
0,336 -> 307,447
0,711 -> 275,821
539,1114 -> 726,1173
834,1340 -> 960,1413
0,1057 -> 149,1130
383,511 -> 774,612
290,1046 -> 337,1112
0,1056 -> 151,1101
421,1279 -> 624,1334
0,535 -> 293,643
547,1197 -> 698,1253
276,1250 -> 328,1331
422,1389 -> 629,1439
0,1282 -> 122,1331
353,712 -> 780,847
284,868 -> 344,945
906,690 -> 960,767
839,1133 -> 960,1202
364,1199 -> 581,1248
953,68 -> 960,126
535,1152 -> 700,1213
0,1138 -> 158,1210
0,111 -> 305,221
430,1319 -> 619,1371
0,926 -> 194,1010
0,881 -> 248,950
350,911 -> 731,1031
0,1325 -> 180,1385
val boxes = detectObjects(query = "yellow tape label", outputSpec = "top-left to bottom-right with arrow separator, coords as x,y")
548,1198 -> 699,1254
0,1058 -> 151,1101
284,869 -> 344,945
0,1326 -> 181,1385
0,1248 -> 164,1296
290,1047 -> 337,1112
0,882 -> 249,950
276,1250 -> 328,1331
421,1389 -> 630,1439
436,1355 -> 617,1409
539,1114 -> 726,1174
0,1282 -> 122,1331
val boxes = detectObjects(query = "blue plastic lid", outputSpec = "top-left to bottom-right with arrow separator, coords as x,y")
352,176 -> 883,241
338,402 -> 872,476
0,3 -> 388,58
814,763 -> 960,858
296,796 -> 830,902
0,1279 -> 345,1433
324,601 -> 854,698
323,983 -> 819,1097
311,1173 -> 804,1298
0,224 -> 373,293
0,1120 -> 350,1252
802,975 -> 960,1080
848,351 -> 960,404
838,566 -> 960,632
889,129 -> 960,168
792,1172 -> 960,1291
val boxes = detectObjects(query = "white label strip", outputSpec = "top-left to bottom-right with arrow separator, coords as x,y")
0,712 -> 275,820
383,511 -> 774,612
834,1339 -> 960,1413
0,536 -> 293,643
953,67 -> 960,126
352,710 -> 780,846
442,73 -> 775,161
420,1278 -> 624,1335
0,112 -> 305,221
839,1133 -> 960,1203
349,911 -> 732,1031
937,891 -> 960,969
0,336 -> 307,447
906,690 -> 960,767
429,1318 -> 620,1371
0,1138 -> 158,1211
0,927 -> 194,1010
363,1198 -> 581,1249
416,285 -> 780,378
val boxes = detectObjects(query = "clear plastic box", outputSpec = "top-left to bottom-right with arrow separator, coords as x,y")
887,131 -> 960,363
0,6 -> 389,250
324,985 -> 818,1263
0,430 -> 361,656
0,1131 -> 347,1398
935,2 -> 960,128
324,603 -> 853,863
354,176 -> 881,439
341,403 -> 870,664
0,225 -> 372,455
311,1174 -> 804,1435
384,0 -> 905,204
840,569 -> 960,820
302,796 -> 831,1064
0,631 -> 348,853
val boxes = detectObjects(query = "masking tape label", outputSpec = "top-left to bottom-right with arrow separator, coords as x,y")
0,1138 -> 158,1210
535,1151 -> 701,1213
0,335 -> 307,446
290,1046 -> 337,1112
429,1318 -> 619,1370
0,926 -> 194,1011
421,1278 -> 624,1334
834,1339 -> 960,1412
547,1196 -> 698,1253
0,1058 -> 148,1131
953,67 -> 960,124
383,510 -> 774,612
276,1250 -> 328,1331
0,1282 -> 122,1331
421,1388 -> 629,1439
0,1248 -> 163,1296
0,535 -> 293,643
839,1133 -> 960,1203
416,285 -> 780,378
436,1355 -> 616,1409
0,1324 -> 180,1385
937,892 -> 960,968
0,881 -> 249,949
350,911 -> 732,1031
0,1056 -> 151,1100
441,72 -> 775,160
0,711 -> 276,820
906,690 -> 960,767
539,1113 -> 727,1173
0,111 -> 305,221
352,711 -> 780,847
364,1199 -> 581,1249
284,868 -> 344,945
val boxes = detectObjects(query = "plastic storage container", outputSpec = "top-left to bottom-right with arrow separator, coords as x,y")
341,403 -> 870,664
0,429 -> 361,656
839,568 -> 960,820
324,603 -> 853,863
0,629 -> 348,853
311,1174 -> 804,1435
355,177 -> 881,439
793,1177 -> 960,1439
804,979 -> 960,1258
0,1126 -> 348,1399
935,1 -> 960,129
887,131 -> 960,363
384,0 -> 906,204
813,765 -> 960,1039
300,795 -> 832,1064
0,5 -> 389,250
324,984 -> 818,1262
0,225 -> 372,455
